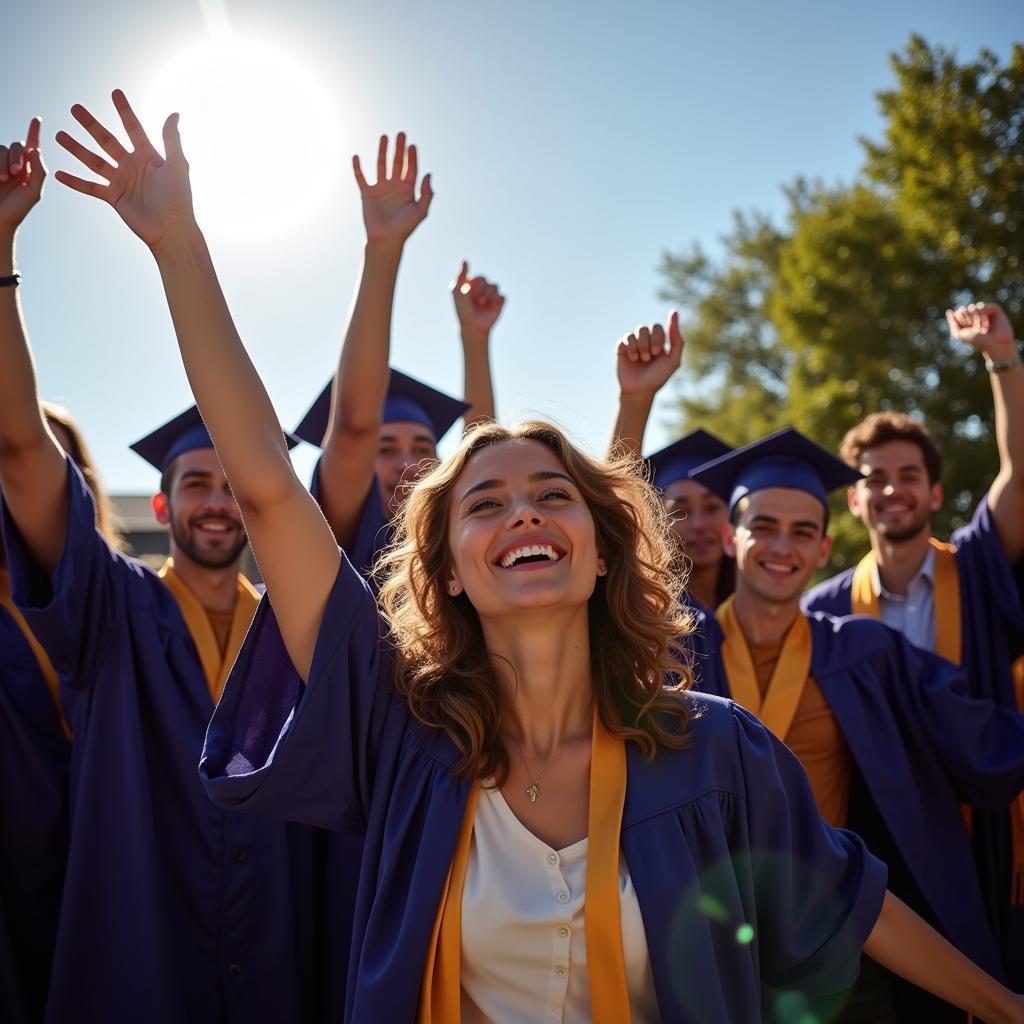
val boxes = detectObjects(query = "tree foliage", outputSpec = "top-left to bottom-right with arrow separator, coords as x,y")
659,37 -> 1024,571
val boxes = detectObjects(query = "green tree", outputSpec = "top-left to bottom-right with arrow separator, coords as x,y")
659,36 -> 1024,573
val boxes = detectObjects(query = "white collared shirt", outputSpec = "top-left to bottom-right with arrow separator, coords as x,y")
873,546 -> 937,651
460,781 -> 659,1024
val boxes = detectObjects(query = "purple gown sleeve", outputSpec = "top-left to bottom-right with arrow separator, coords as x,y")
0,458 -> 130,690
200,553 -> 398,832
731,703 -> 888,996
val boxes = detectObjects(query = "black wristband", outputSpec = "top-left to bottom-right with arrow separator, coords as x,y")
0,271 -> 21,287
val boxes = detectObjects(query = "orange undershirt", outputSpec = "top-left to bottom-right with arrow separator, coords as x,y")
749,637 -> 853,828
204,606 -> 235,660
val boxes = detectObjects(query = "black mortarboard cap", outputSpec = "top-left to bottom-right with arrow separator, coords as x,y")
689,426 -> 863,514
646,429 -> 733,488
293,369 -> 470,449
129,404 -> 298,472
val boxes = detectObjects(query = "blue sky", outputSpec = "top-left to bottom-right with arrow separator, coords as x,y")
8,0 -> 1023,492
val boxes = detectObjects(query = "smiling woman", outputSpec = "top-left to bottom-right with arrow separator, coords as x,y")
146,34 -> 338,237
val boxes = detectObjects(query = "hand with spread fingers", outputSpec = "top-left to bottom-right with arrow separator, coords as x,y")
452,261 -> 505,341
54,90 -> 194,250
615,311 -> 686,398
946,301 -> 1017,361
352,133 -> 433,246
0,118 -> 47,234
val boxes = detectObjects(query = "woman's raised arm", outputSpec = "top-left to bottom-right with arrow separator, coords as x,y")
55,90 -> 339,679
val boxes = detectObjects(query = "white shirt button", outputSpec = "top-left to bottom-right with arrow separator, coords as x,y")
557,891 -> 569,903
547,853 -> 558,865
558,926 -> 570,938
555,966 -> 567,977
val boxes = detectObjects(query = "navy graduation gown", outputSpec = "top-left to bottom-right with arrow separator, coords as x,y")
201,554 -> 888,1023
1,461 -> 319,1024
802,497 -> 1024,983
693,609 -> 1024,979
0,603 -> 68,1024
309,459 -> 392,581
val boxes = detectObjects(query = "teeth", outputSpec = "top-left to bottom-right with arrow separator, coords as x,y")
499,544 -> 560,568
763,562 -> 794,573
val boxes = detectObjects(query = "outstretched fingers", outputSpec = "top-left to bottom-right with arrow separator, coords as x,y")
55,130 -> 116,180
111,89 -> 154,152
161,113 -> 186,164
391,132 -> 406,180
53,169 -> 109,200
417,172 -> 433,215
70,103 -> 128,162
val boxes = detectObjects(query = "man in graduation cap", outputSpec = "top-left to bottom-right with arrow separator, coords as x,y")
688,426 -> 1024,1022
294,132 -> 500,572
0,359 -> 321,1020
803,302 -> 1024,986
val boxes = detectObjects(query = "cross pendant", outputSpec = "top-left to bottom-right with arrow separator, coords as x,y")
526,783 -> 539,803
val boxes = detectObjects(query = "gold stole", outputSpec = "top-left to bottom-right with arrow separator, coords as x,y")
157,559 -> 261,703
715,595 -> 813,742
0,569 -> 71,741
852,541 -> 1024,907
851,538 -> 961,664
418,708 -> 631,1023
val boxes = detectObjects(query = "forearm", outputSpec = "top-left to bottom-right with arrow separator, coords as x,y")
611,392 -> 655,461
864,891 -> 1022,1022
331,241 -> 403,440
151,221 -> 293,510
0,229 -> 54,454
988,351 -> 1024,560
461,327 -> 495,427
992,359 -> 1024,482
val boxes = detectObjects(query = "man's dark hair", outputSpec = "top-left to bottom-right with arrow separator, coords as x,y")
840,412 -> 943,484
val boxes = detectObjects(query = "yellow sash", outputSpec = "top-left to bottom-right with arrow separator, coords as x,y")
851,538 -> 961,665
0,569 -> 71,741
157,559 -> 261,703
418,708 -> 630,1022
715,596 -> 813,742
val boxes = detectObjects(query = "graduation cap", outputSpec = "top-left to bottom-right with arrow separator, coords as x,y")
646,429 -> 733,489
293,369 -> 470,449
688,426 -> 863,514
129,404 -> 299,472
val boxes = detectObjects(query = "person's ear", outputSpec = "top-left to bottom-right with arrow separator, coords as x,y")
721,522 -> 737,559
815,534 -> 833,571
152,492 -> 171,526
596,555 -> 608,577
847,484 -> 861,517
929,481 -> 943,513
446,569 -> 463,597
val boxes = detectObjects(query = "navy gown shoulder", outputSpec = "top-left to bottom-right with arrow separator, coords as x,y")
802,566 -> 855,616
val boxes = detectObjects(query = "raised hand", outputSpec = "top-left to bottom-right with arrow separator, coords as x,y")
54,90 -> 194,249
0,118 -> 46,233
946,302 -> 1017,360
452,261 -> 505,338
615,311 -> 685,397
352,133 -> 432,245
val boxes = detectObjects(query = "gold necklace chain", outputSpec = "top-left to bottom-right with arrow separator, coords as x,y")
513,707 -> 592,803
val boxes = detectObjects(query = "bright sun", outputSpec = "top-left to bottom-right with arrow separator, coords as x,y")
147,34 -> 338,239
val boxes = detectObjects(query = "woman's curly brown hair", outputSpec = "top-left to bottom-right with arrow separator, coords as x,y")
376,420 -> 695,784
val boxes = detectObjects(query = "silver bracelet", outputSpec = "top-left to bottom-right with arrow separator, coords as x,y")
984,351 -> 1022,374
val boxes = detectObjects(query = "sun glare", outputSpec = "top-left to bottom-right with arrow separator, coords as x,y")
147,34 -> 338,239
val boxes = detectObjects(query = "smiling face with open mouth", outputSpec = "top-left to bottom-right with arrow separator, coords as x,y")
727,487 -> 831,606
848,439 -> 942,544
446,439 -> 602,619
154,448 -> 248,570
